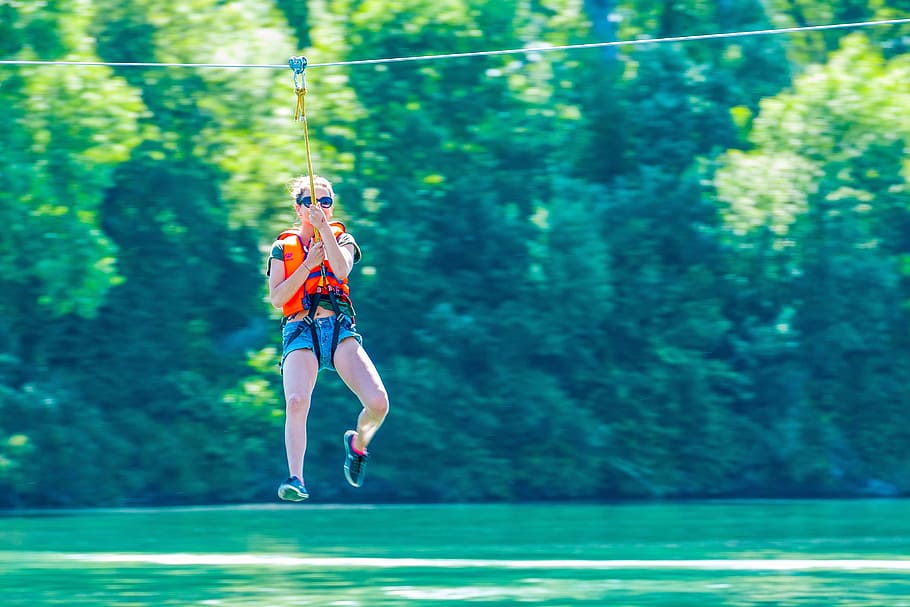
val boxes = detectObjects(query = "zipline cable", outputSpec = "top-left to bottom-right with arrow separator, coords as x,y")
0,18 -> 908,70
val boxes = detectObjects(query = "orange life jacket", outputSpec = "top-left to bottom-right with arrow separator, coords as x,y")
277,222 -> 352,317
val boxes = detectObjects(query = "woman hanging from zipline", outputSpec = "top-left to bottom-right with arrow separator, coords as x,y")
267,174 -> 390,501
267,58 -> 388,501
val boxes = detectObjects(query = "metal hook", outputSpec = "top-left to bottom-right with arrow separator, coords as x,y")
289,55 -> 307,89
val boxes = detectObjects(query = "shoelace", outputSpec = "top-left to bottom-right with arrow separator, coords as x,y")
350,452 -> 368,474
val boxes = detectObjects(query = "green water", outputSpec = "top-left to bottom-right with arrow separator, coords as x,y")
2,500 -> 909,606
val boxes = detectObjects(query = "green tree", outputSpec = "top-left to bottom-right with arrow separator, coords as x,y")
715,34 -> 910,493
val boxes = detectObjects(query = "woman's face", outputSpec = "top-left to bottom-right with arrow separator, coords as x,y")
295,184 -> 334,224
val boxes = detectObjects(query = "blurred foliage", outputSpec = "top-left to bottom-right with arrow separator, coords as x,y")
0,0 -> 908,507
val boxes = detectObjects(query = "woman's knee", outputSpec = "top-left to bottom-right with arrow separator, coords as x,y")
364,388 -> 390,419
285,391 -> 311,415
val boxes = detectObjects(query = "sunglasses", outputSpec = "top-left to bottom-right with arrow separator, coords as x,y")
296,194 -> 334,208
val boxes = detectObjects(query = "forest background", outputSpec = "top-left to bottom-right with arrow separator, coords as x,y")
1,0 -> 909,507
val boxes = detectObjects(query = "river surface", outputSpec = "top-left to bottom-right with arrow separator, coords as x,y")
2,499 -> 909,606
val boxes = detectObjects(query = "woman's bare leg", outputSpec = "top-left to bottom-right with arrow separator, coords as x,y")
282,348 -> 319,479
333,337 -> 389,452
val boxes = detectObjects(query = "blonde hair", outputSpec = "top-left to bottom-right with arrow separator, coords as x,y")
288,174 -> 335,200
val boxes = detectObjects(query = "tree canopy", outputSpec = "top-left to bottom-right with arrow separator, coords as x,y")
1,0 -> 909,507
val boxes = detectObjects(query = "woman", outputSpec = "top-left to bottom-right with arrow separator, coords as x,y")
267,175 -> 389,501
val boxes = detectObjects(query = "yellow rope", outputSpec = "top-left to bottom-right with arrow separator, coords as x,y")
293,78 -> 328,289
294,87 -> 322,248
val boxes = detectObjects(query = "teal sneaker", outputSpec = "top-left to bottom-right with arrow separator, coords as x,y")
343,431 -> 369,488
277,476 -> 309,501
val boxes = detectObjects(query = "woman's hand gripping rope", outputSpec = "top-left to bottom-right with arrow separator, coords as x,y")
307,203 -> 332,238
302,240 -> 325,273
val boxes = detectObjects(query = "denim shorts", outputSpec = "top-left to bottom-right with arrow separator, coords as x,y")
281,316 -> 362,372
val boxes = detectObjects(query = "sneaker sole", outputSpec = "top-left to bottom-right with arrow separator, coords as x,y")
277,487 -> 309,502
343,466 -> 362,488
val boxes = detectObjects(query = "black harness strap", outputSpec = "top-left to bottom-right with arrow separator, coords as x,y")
281,292 -> 320,358
327,289 -> 347,362
305,292 -> 322,364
